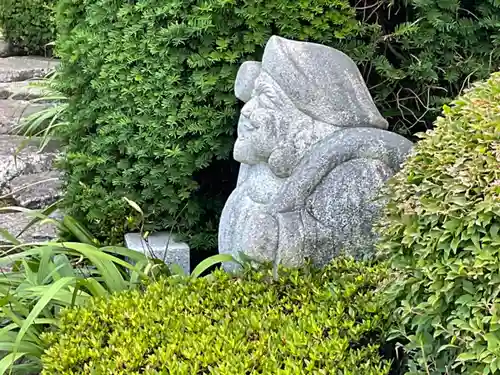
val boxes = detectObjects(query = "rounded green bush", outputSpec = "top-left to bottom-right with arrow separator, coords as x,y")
0,0 -> 55,54
42,259 -> 395,374
378,73 -> 500,374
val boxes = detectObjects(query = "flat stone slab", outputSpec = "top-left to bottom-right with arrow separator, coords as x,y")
125,232 -> 190,274
0,57 -> 58,83
0,211 -> 58,246
0,81 -> 47,100
0,135 -> 59,191
0,100 -> 51,134
6,170 -> 62,209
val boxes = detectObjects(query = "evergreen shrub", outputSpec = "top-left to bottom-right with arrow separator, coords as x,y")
355,0 -> 500,135
0,0 -> 55,54
42,258 -> 397,375
54,0 -> 500,246
378,72 -> 500,374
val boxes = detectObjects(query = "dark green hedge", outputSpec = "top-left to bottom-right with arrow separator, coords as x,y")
378,72 -> 500,373
54,0 -> 500,246
42,258 -> 398,374
0,0 -> 55,54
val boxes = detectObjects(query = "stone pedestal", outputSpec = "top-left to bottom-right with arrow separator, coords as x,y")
124,232 -> 190,274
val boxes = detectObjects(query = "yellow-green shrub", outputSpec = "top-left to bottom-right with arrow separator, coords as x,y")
378,73 -> 500,374
42,259 -> 397,374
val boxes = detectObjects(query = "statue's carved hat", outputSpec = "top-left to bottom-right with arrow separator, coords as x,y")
236,36 -> 388,129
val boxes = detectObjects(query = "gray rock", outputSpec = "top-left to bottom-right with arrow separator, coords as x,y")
0,100 -> 52,134
0,212 -> 58,247
0,57 -> 58,83
124,232 -> 190,274
6,170 -> 62,208
219,36 -> 413,269
0,135 -> 58,190
0,80 -> 47,100
0,40 -> 11,58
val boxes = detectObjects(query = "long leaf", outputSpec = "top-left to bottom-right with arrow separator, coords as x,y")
13,277 -> 75,356
0,319 -> 57,335
82,278 -> 109,299
100,246 -> 149,262
48,243 -> 147,279
36,248 -> 53,285
62,216 -> 98,245
45,243 -> 128,292
190,254 -> 234,279
0,298 -> 31,320
5,360 -> 41,375
2,306 -> 44,345
52,254 -> 75,278
15,201 -> 60,239
0,352 -> 26,375
20,285 -> 89,307
0,207 -> 65,235
0,249 -> 43,267
15,107 -> 59,136
0,230 -> 20,246
0,340 -> 42,356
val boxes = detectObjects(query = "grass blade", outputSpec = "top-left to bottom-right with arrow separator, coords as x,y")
15,201 -> 60,239
62,215 -> 98,245
44,243 -> 128,291
0,229 -> 20,246
190,254 -> 234,279
14,277 -> 75,354
0,352 -> 26,375
81,278 -> 108,299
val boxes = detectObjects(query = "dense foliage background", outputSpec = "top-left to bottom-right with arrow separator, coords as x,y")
378,72 -> 500,374
54,0 -> 359,246
0,0 -> 55,54
53,0 -> 500,247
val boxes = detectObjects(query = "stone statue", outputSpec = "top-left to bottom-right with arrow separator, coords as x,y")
219,36 -> 413,269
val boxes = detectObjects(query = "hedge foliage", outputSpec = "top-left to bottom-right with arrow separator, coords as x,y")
42,258 -> 396,374
0,0 -> 55,54
378,72 -> 500,374
54,0 -> 500,245
357,0 -> 500,135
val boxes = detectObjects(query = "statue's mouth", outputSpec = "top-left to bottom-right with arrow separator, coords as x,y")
240,117 -> 258,131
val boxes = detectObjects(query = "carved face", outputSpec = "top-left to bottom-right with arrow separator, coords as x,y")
234,72 -> 304,165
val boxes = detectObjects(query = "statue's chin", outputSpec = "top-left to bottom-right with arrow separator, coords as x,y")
233,141 -> 261,165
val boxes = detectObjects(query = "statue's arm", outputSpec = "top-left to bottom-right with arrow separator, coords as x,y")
271,127 -> 413,213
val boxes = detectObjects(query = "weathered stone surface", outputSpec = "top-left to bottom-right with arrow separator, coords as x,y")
0,100 -> 51,134
0,57 -> 58,83
6,170 -> 62,209
219,36 -> 413,269
0,212 -> 58,246
125,232 -> 190,274
235,61 -> 262,103
0,40 -> 10,58
0,80 -> 46,100
0,135 -> 58,190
